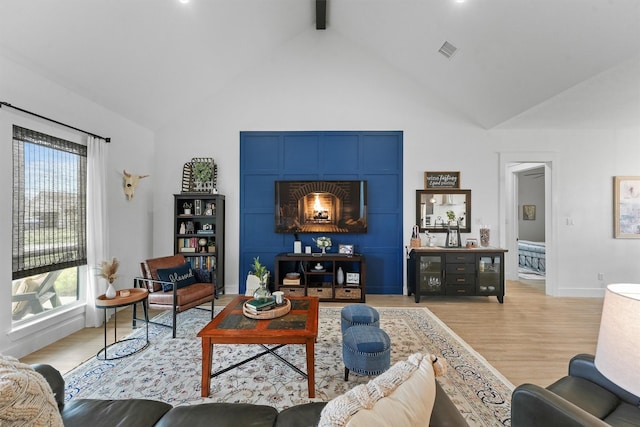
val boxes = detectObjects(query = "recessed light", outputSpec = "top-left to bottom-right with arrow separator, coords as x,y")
178,0 -> 190,4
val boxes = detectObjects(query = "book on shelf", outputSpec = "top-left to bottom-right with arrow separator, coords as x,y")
180,247 -> 196,253
282,278 -> 300,285
185,255 -> 216,270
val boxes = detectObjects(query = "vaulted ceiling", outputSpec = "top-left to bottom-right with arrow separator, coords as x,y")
1,0 -> 639,131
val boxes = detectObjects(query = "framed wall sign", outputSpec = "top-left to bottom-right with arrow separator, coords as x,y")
424,171 -> 460,189
614,176 -> 640,238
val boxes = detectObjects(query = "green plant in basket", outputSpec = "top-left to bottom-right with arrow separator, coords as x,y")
192,162 -> 212,183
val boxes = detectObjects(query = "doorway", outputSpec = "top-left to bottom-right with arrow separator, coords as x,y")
499,152 -> 557,296
515,164 -> 546,290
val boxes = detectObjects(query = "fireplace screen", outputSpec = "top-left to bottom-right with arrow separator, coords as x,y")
275,181 -> 367,233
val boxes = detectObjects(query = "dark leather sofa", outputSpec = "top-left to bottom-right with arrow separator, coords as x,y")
511,354 -> 640,426
35,363 -> 467,427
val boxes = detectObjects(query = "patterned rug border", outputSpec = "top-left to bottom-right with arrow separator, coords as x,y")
415,306 -> 515,389
64,305 -> 513,426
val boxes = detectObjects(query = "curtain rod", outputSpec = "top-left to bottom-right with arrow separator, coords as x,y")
0,101 -> 111,142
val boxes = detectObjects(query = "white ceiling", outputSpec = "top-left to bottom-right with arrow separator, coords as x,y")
1,0 -> 639,131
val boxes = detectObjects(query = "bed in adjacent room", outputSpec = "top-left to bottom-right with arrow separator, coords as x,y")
518,240 -> 546,275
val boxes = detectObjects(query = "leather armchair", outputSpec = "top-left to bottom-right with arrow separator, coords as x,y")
136,254 -> 215,338
511,354 -> 640,426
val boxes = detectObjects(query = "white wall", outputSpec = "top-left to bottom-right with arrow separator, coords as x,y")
0,54 -> 155,357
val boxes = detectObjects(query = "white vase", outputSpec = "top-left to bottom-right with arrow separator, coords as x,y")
105,283 -> 117,299
337,267 -> 344,285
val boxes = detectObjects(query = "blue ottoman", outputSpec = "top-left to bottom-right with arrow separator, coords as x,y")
340,304 -> 380,335
342,325 -> 391,381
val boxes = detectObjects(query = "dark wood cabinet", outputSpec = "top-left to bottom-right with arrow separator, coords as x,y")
407,248 -> 506,303
174,194 -> 225,296
274,253 -> 366,302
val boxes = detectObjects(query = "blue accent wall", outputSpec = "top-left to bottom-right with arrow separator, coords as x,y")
239,131 -> 403,295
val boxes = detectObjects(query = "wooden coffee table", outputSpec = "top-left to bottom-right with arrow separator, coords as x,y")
198,295 -> 319,398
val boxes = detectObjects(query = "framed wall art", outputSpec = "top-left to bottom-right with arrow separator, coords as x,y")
523,205 -> 536,220
614,176 -> 640,238
424,171 -> 460,189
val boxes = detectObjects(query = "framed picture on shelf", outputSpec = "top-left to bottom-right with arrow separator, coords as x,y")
614,176 -> 640,238
339,244 -> 354,255
346,272 -> 360,285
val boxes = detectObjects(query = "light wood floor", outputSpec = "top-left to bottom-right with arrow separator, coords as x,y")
20,280 -> 603,389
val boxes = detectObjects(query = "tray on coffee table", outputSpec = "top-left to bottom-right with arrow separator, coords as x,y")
243,298 -> 291,319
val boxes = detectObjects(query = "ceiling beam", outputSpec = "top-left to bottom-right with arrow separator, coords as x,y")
316,0 -> 326,30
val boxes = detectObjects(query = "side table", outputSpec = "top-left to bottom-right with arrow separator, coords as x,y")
95,288 -> 149,360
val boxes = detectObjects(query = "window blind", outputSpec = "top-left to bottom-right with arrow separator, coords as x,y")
12,125 -> 88,280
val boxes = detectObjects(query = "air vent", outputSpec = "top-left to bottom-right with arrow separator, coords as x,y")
438,41 -> 458,59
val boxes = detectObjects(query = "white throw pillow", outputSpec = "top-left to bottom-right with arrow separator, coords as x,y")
319,353 -> 437,427
0,355 -> 63,427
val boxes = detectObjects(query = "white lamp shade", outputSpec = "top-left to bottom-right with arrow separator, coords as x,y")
594,283 -> 640,397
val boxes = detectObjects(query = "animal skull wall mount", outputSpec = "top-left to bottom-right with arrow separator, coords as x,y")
122,170 -> 149,200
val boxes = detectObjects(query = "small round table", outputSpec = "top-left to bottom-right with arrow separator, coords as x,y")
95,288 -> 149,360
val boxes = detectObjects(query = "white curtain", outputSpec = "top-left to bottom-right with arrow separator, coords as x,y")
85,136 -> 109,327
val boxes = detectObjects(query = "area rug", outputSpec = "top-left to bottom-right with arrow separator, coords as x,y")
64,306 -> 513,426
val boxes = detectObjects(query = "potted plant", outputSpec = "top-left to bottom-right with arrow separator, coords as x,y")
251,257 -> 271,301
313,236 -> 332,254
99,257 -> 119,299
183,202 -> 192,215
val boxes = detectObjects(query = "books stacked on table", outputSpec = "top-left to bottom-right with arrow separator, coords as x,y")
245,298 -> 276,314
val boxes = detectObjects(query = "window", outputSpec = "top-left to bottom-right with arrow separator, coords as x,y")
11,126 -> 86,322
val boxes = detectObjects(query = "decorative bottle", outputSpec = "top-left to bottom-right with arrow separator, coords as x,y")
337,267 -> 345,285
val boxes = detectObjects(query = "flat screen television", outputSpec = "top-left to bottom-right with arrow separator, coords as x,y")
275,180 -> 367,234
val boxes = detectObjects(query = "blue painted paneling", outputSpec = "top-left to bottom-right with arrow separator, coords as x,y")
283,135 -> 320,171
242,174 -> 277,210
362,133 -> 402,171
320,135 -> 360,172
242,135 -> 280,170
240,131 -> 403,295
